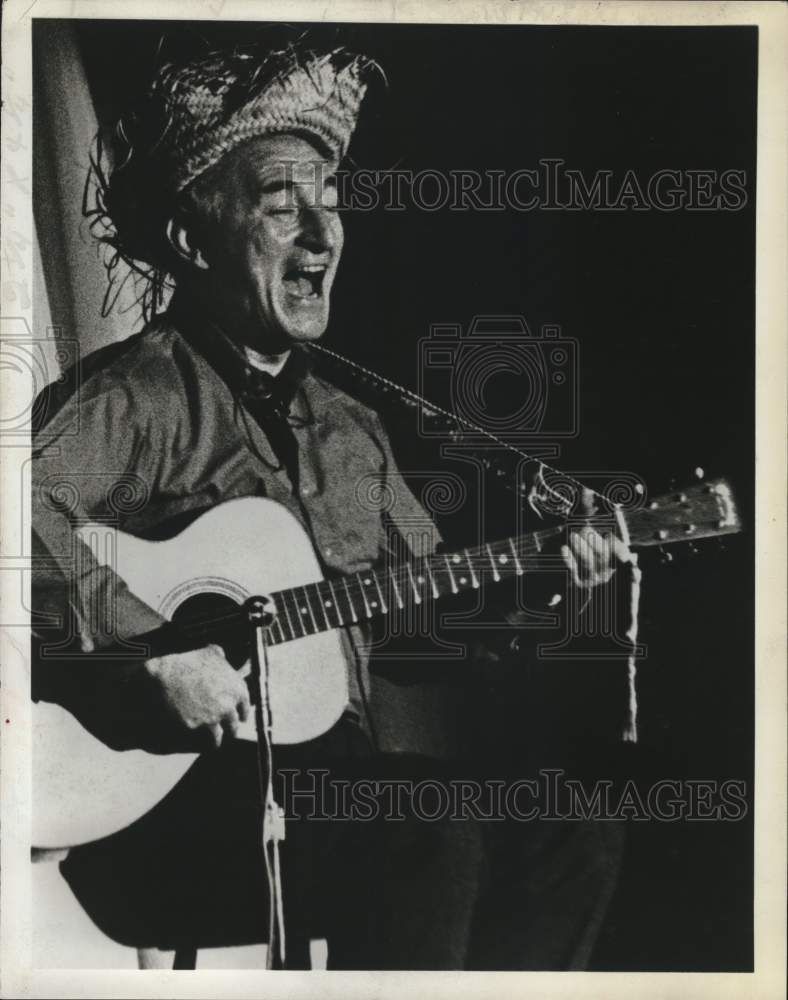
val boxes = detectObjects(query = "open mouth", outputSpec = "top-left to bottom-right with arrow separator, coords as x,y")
282,264 -> 327,300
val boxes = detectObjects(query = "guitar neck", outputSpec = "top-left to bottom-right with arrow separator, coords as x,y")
167,476 -> 740,652
265,524 -> 566,646
262,476 -> 740,646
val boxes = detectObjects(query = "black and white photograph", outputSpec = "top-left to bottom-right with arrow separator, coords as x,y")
1,2 -> 785,996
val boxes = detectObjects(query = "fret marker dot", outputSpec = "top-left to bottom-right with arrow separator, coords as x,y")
325,600 -> 332,608
301,607 -> 308,615
364,578 -> 372,585
452,554 -> 461,563
499,554 -> 508,564
371,601 -> 378,608
459,577 -> 467,585
417,576 -> 424,584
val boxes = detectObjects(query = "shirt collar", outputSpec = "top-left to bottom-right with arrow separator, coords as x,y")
166,291 -> 314,420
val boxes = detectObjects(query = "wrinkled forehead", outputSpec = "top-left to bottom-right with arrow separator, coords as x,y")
222,134 -> 338,185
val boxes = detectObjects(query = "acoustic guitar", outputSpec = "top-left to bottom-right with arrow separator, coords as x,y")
33,478 -> 740,848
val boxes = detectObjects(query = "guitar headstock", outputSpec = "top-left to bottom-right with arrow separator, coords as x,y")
627,476 -> 742,549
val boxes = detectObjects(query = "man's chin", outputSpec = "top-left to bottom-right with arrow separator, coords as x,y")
280,323 -> 328,345
277,303 -> 330,343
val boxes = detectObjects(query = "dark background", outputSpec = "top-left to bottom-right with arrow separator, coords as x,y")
63,19 -> 755,970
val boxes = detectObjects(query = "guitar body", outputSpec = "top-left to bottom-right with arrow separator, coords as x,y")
33,497 -> 349,849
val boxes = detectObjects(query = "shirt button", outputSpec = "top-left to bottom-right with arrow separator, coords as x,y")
325,548 -> 333,557
300,486 -> 311,497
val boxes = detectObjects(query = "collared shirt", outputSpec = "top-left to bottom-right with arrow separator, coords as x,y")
31,307 -> 443,746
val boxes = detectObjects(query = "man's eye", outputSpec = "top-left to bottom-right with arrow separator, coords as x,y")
258,191 -> 298,213
266,204 -> 343,217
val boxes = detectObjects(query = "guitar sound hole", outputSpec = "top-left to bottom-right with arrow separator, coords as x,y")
170,593 -> 249,669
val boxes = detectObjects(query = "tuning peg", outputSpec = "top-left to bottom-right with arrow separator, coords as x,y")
694,466 -> 705,480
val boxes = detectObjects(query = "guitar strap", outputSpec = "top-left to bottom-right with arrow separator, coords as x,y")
308,342 -> 588,518
307,342 -> 643,743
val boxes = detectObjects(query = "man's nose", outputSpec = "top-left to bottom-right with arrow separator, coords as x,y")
297,205 -> 339,253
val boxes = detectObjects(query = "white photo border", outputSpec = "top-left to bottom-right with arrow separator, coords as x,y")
2,2 -> 785,998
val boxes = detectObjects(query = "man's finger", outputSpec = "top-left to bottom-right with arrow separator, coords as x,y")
569,531 -> 593,579
561,544 -> 584,588
589,530 -> 613,573
207,722 -> 224,749
221,707 -> 240,741
612,533 -> 635,565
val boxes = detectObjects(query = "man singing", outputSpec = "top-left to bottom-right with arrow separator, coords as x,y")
32,38 -> 625,969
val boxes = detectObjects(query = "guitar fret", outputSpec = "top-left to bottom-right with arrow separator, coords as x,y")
356,570 -> 378,618
327,578 -> 344,626
299,586 -> 319,634
313,582 -> 331,631
342,576 -> 358,624
271,617 -> 285,644
463,548 -> 480,589
372,572 -> 388,614
443,554 -> 459,594
276,592 -> 296,640
406,563 -> 422,605
462,549 -> 479,590
425,562 -> 440,599
486,543 -> 501,582
358,573 -> 373,618
268,524 -> 569,646
509,538 -> 524,575
389,568 -> 404,610
282,589 -> 307,638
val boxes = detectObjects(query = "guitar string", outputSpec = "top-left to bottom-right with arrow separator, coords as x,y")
166,488 -> 719,642
167,528 -> 595,643
165,529 -> 563,639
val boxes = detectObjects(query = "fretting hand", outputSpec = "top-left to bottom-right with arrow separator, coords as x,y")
560,488 -> 633,589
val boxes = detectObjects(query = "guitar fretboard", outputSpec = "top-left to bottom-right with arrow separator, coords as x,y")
263,526 -> 565,646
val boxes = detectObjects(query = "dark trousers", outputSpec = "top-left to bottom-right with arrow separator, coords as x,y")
60,722 -> 624,969
469,818 -> 626,970
60,722 -> 483,969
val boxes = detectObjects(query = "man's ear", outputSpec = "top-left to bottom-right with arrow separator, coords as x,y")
165,217 -> 210,270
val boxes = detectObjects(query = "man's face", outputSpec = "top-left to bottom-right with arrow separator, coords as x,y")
193,134 -> 344,353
